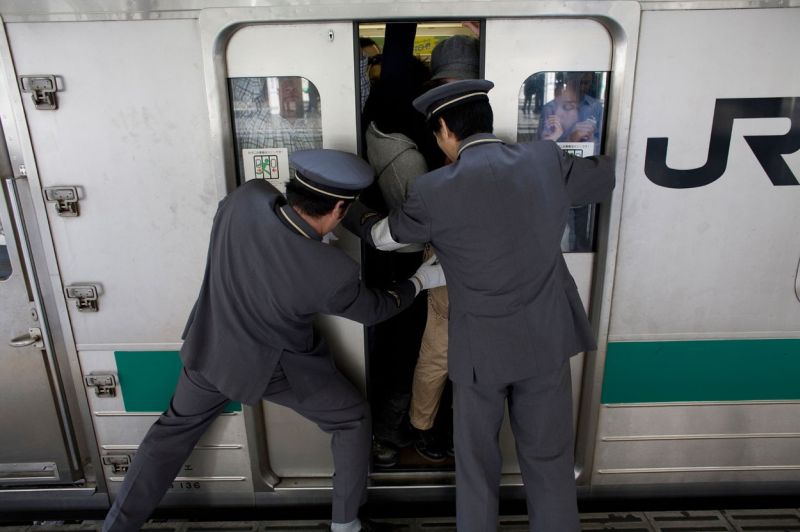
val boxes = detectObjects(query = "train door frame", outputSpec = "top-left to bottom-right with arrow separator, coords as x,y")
355,19 -> 481,475
199,0 -> 638,500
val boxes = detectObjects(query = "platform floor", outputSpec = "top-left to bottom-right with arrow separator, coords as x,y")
3,509 -> 800,532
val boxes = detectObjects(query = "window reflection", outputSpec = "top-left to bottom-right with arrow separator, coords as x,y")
518,71 -> 609,253
229,77 -> 322,191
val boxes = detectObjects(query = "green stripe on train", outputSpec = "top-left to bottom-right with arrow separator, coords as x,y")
115,351 -> 242,412
602,339 -> 800,404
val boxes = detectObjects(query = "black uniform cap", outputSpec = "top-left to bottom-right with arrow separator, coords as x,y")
412,79 -> 494,121
289,149 -> 374,200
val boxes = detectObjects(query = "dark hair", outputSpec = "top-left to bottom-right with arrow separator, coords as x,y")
285,179 -> 352,218
359,37 -> 378,49
363,56 -> 444,169
371,56 -> 430,136
428,98 -> 493,140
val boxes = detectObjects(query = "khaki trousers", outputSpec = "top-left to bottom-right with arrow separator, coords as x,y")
409,283 -> 449,430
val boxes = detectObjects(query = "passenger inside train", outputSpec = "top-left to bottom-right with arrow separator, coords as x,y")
519,71 -> 609,252
358,22 -> 481,471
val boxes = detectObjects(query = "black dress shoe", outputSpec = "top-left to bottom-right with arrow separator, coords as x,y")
414,430 -> 447,463
372,439 -> 398,468
376,420 -> 415,448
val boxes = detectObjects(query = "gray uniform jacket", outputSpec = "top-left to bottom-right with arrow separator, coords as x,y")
180,179 -> 415,405
352,134 -> 614,385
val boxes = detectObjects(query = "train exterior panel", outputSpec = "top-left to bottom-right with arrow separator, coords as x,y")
594,7 -> 800,494
0,0 -> 797,514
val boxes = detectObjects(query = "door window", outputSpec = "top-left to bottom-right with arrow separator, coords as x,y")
518,71 -> 609,252
229,76 -> 322,190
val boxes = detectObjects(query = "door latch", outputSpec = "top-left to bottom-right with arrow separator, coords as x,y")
102,454 -> 131,474
65,284 -> 100,312
84,373 -> 117,398
44,186 -> 80,217
18,75 -> 59,110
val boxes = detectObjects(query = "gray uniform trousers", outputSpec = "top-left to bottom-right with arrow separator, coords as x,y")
453,361 -> 579,532
103,363 -> 370,531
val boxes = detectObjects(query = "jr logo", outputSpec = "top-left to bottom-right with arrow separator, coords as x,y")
645,97 -> 800,188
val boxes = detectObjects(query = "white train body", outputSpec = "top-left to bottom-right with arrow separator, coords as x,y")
0,0 -> 797,513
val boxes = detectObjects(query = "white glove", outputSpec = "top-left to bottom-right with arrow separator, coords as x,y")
410,254 -> 446,295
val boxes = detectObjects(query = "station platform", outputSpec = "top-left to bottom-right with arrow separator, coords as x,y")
2,508 -> 800,532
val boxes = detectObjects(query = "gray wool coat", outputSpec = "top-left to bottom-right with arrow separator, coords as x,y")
365,122 -> 427,253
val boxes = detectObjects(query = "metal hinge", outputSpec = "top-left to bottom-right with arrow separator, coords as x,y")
44,186 -> 80,217
64,284 -> 100,312
18,75 -> 59,110
101,454 -> 131,474
84,373 -> 117,398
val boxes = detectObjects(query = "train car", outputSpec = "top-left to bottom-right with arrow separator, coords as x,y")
0,0 -> 797,516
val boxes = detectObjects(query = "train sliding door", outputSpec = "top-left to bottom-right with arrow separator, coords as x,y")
484,18 -> 613,477
225,22 -> 362,483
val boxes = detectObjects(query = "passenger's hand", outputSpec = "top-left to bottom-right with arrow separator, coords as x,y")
568,119 -> 597,142
410,255 -> 446,295
542,115 -> 564,141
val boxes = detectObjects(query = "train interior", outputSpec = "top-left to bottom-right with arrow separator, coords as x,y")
357,21 -> 475,473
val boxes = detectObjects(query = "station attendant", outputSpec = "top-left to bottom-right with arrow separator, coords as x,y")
102,150 -> 444,532
345,80 -> 615,531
